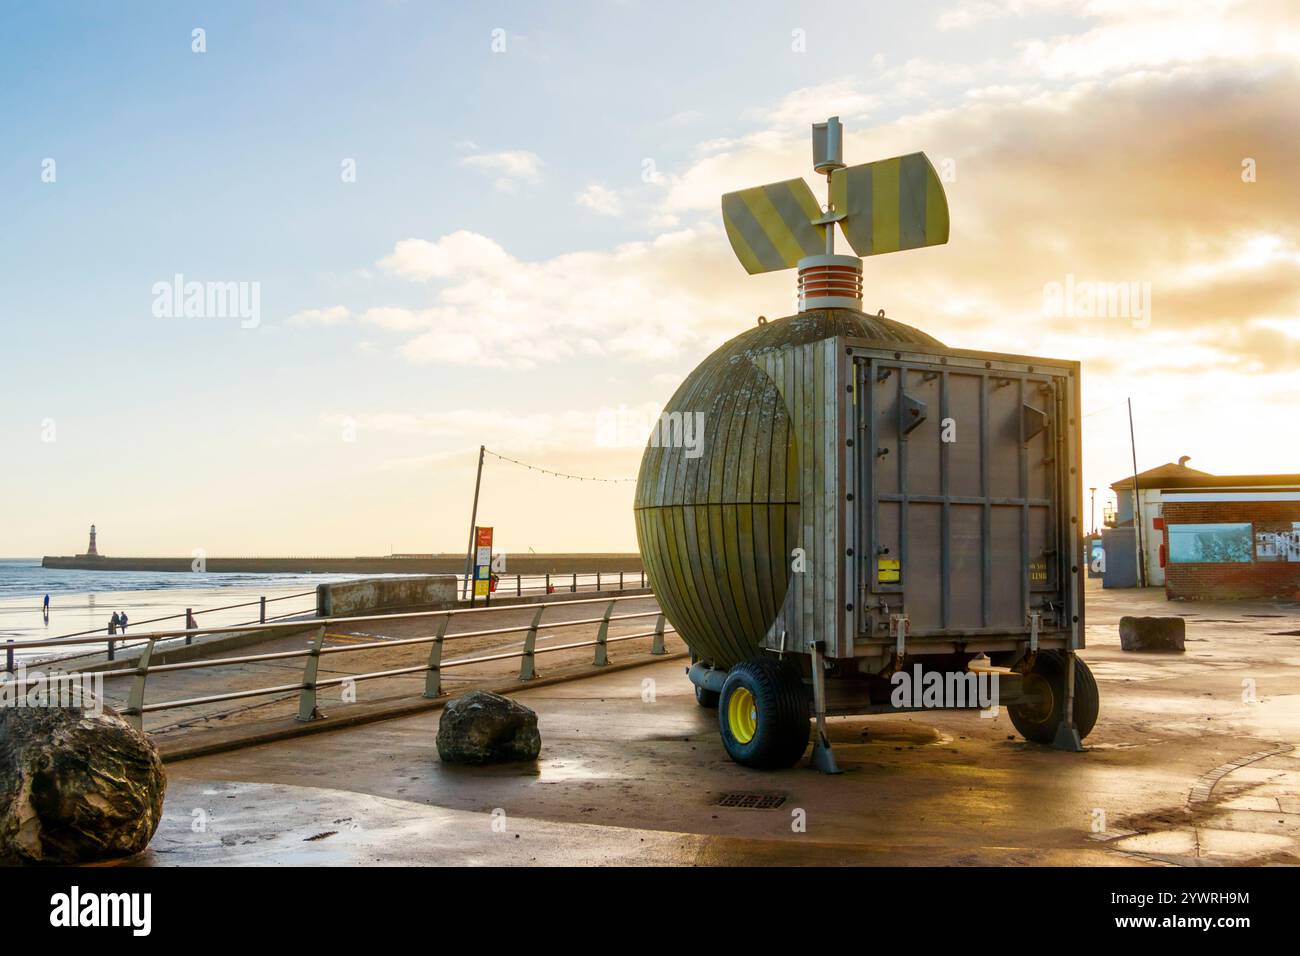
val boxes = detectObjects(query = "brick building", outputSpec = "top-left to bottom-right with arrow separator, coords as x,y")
1159,478 -> 1300,600
1109,456 -> 1211,588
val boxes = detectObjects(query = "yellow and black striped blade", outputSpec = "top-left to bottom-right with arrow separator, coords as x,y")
721,178 -> 826,275
830,153 -> 949,257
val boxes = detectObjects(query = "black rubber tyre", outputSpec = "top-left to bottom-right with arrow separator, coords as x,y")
717,657 -> 810,769
1009,651 -> 1099,744
695,683 -> 720,708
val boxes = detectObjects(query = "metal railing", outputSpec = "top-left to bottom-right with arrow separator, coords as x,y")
14,570 -> 651,668
28,590 -> 319,662
3,593 -> 674,731
455,569 -> 648,599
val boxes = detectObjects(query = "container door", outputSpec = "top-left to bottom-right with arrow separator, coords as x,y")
857,355 -> 1064,638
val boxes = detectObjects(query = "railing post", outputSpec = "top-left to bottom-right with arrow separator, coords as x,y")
260,595 -> 267,624
619,571 -> 624,591
594,599 -> 615,666
596,571 -> 601,592
423,614 -> 451,698
651,613 -> 666,656
126,639 -> 157,732
545,572 -> 550,593
296,626 -> 327,722
641,570 -> 646,587
185,608 -> 193,645
572,571 -> 577,593
5,640 -> 12,673
108,638 -> 115,661
519,606 -> 545,680
516,574 -> 521,597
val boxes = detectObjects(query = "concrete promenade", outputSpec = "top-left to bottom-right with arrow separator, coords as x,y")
111,582 -> 1300,866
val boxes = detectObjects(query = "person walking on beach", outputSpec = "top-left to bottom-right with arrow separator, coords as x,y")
43,593 -> 49,622
119,611 -> 129,633
109,611 -> 120,635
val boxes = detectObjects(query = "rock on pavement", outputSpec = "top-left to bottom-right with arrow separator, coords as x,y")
1119,615 -> 1186,652
436,690 -> 541,764
0,701 -> 167,864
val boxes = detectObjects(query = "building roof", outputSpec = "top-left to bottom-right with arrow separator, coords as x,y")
1151,474 -> 1300,491
1111,458 -> 1211,491
1113,469 -> 1300,493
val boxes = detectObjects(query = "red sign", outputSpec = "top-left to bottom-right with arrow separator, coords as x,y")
476,527 -> 493,548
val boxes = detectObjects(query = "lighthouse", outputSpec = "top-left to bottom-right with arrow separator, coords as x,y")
85,524 -> 99,557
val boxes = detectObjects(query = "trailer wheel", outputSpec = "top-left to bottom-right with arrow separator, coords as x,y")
718,658 -> 810,769
1010,651 -> 1099,744
695,683 -> 720,708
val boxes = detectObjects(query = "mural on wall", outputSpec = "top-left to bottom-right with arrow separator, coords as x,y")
1255,526 -> 1300,562
1168,523 -> 1254,564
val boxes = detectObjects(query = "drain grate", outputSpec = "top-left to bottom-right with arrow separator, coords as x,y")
715,792 -> 787,810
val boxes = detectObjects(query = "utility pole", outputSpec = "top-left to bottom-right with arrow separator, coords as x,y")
1089,487 -> 1097,536
462,445 -> 485,601
1127,399 -> 1147,588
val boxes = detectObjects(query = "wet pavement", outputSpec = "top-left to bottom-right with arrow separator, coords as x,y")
145,582 -> 1300,866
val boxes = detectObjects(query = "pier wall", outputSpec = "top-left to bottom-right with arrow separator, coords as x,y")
40,553 -> 644,575
316,575 -> 458,617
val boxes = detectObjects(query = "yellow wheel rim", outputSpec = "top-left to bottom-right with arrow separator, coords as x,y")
728,686 -> 758,744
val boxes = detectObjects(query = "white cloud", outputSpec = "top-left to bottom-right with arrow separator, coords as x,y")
362,306 -> 435,331
286,306 -> 350,327
378,231 -> 512,281
459,149 -> 544,192
363,222 -> 775,370
760,79 -> 880,128
576,183 -> 623,216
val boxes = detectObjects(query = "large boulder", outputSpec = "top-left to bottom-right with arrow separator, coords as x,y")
436,690 -> 541,764
0,700 -> 166,865
1119,616 -> 1186,652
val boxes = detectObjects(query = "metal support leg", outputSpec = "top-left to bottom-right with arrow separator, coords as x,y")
423,614 -> 450,698
594,600 -> 614,665
889,613 -> 909,673
650,613 -> 666,656
126,639 -> 157,732
296,626 -> 327,722
1052,648 -> 1085,752
809,641 -> 842,775
519,606 -> 544,680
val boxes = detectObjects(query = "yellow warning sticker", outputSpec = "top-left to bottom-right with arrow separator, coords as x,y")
878,558 -> 901,584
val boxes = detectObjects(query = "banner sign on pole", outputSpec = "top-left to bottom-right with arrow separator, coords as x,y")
473,527 -> 493,598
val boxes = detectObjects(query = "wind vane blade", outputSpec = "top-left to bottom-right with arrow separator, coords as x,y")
830,152 -> 949,257
721,178 -> 826,274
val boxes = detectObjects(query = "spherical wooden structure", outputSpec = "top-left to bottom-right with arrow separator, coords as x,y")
635,308 -> 942,670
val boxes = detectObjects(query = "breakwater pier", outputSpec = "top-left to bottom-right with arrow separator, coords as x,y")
41,553 -> 643,575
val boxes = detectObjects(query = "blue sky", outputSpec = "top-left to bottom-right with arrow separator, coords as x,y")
3,1 -> 1298,556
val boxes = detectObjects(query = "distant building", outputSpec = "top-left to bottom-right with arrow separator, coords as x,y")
1107,456 -> 1209,588
1106,458 -> 1300,599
